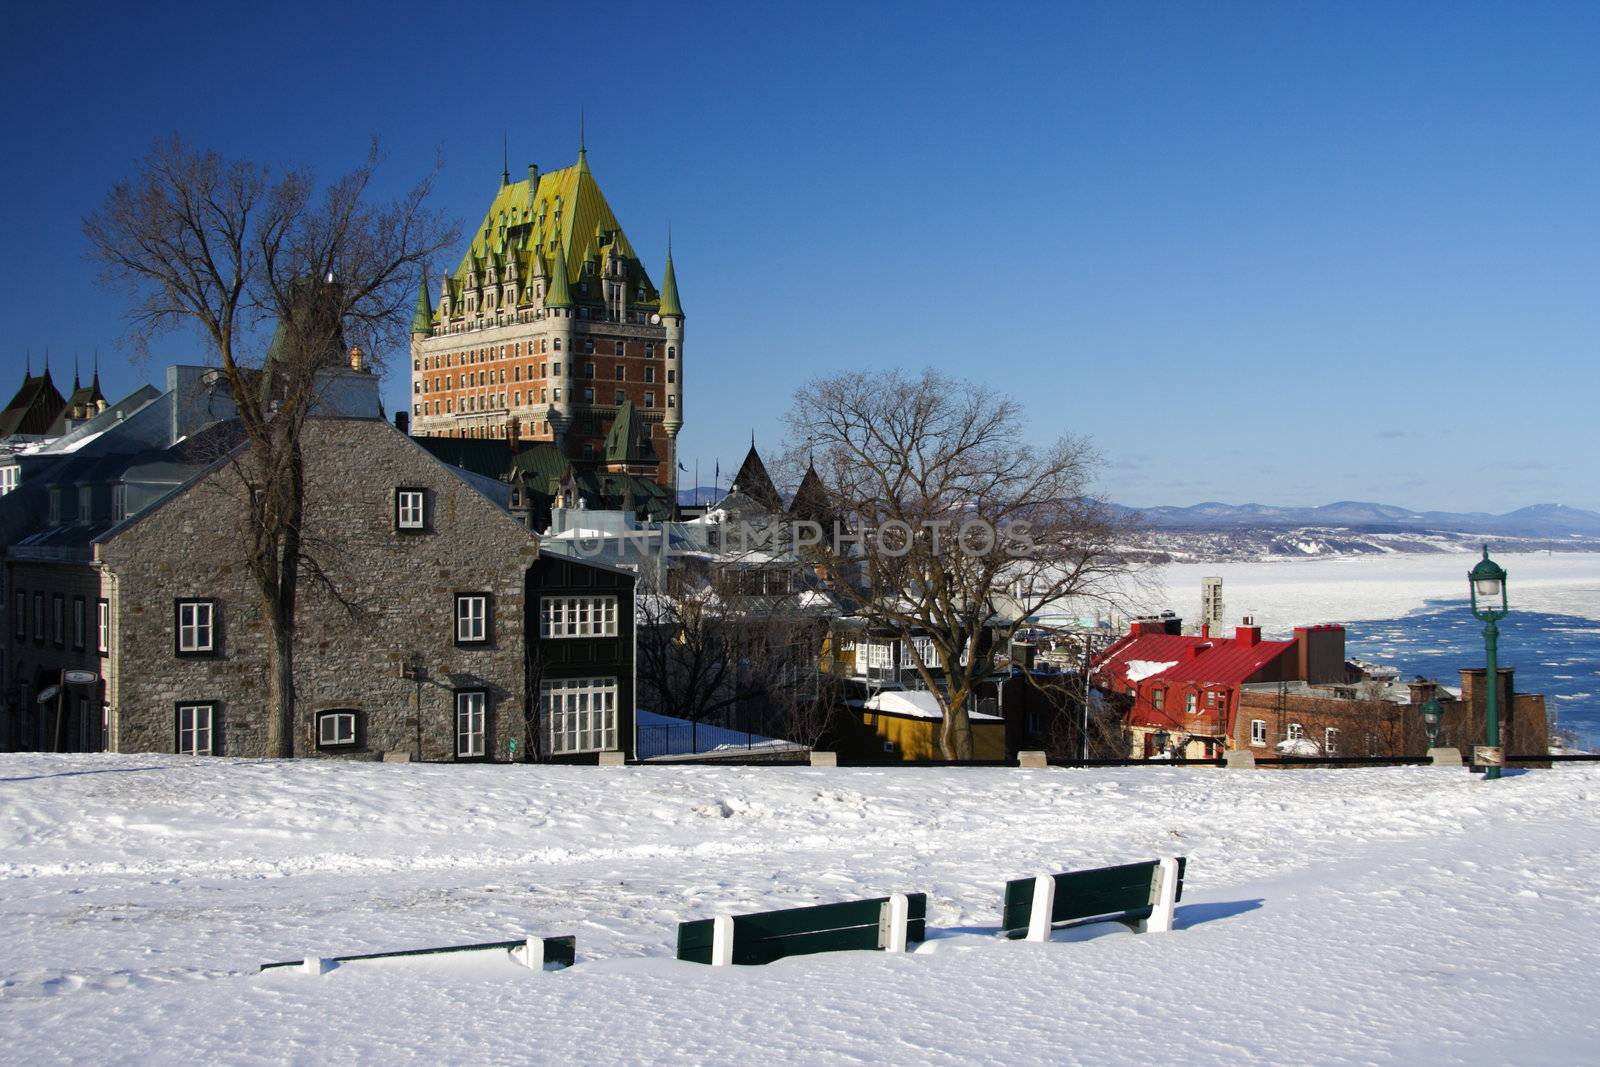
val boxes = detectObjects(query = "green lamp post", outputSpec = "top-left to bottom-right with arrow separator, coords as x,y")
1468,547 -> 1509,779
1420,697 -> 1444,749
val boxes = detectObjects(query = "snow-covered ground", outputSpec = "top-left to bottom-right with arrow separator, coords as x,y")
4,754 -> 1599,1064
1138,551 -> 1600,635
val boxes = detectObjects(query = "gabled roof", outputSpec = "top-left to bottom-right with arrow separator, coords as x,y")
1095,630 -> 1296,690
788,462 -> 834,525
0,367 -> 66,438
604,400 -> 657,464
412,437 -> 517,481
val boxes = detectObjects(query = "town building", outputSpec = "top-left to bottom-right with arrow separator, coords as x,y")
1092,616 -> 1348,758
409,147 -> 684,493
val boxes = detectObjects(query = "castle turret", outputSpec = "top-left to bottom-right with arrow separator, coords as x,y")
659,240 -> 684,487
545,236 -> 575,445
411,275 -> 434,337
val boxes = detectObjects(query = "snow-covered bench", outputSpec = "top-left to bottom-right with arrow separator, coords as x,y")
1001,858 -> 1185,941
260,935 -> 576,974
677,893 -> 926,966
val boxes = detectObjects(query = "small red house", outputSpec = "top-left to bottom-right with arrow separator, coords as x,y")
1093,617 -> 1346,758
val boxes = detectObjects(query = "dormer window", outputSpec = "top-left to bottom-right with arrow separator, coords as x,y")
78,486 -> 93,525
48,489 -> 61,525
112,484 -> 126,522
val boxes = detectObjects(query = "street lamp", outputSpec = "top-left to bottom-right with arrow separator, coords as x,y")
1420,697 -> 1444,749
1468,546 -> 1509,780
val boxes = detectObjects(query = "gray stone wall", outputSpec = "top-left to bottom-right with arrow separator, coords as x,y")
96,417 -> 537,760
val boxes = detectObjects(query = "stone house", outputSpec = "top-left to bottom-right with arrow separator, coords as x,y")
96,415 -> 540,760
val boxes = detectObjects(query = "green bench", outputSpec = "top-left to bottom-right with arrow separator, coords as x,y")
260,934 -> 577,974
1001,857 -> 1185,941
677,893 -> 927,966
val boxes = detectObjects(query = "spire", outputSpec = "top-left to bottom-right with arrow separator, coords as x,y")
545,236 -> 574,309
501,131 -> 510,187
74,353 -> 81,392
42,348 -> 51,384
578,107 -> 588,171
24,349 -> 30,378
411,273 -> 434,335
92,350 -> 100,391
658,234 -> 683,318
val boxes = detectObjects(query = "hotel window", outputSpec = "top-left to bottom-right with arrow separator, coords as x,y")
667,395 -> 676,409
644,343 -> 654,358
78,486 -> 93,524
1250,719 -> 1267,747
544,676 -> 618,754
456,690 -> 487,759
614,390 -> 625,405
615,365 -> 625,381
553,388 -> 561,401
614,341 -> 625,356
98,599 -> 108,654
667,369 -> 676,384
584,339 -> 595,354
396,488 -> 426,531
553,338 -> 562,351
667,346 -> 676,359
51,594 -> 64,647
643,391 -> 655,408
553,362 -> 562,376
32,592 -> 43,643
72,596 -> 85,651
317,710 -> 359,750
176,703 -> 217,755
176,599 -> 218,656
1324,728 -> 1339,755
455,593 -> 490,645
13,590 -> 24,639
48,489 -> 61,525
540,595 -> 619,638
514,365 -> 522,381
644,367 -> 655,384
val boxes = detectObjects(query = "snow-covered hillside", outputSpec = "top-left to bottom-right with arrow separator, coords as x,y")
4,754 -> 1599,1064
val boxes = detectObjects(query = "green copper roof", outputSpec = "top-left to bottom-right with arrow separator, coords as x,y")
603,399 -> 657,464
411,275 -> 434,334
658,249 -> 683,318
429,153 -> 663,325
544,237 -> 574,308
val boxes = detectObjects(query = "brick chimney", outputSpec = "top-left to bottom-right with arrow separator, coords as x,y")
1235,616 -> 1261,647
1407,677 -> 1437,706
1459,666 -> 1516,748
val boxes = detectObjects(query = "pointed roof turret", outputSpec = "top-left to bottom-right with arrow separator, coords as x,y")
729,442 -> 782,513
412,274 -> 434,335
658,239 -> 683,318
789,460 -> 835,526
544,237 -> 574,308
604,399 -> 658,465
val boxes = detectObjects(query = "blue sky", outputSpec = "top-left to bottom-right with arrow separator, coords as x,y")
2,1 -> 1597,511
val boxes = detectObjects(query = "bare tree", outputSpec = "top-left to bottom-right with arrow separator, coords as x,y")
85,137 -> 457,757
636,561 -> 835,750
784,368 -> 1138,759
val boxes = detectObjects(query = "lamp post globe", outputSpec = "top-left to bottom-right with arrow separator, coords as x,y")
1468,547 -> 1509,779
1420,697 -> 1444,750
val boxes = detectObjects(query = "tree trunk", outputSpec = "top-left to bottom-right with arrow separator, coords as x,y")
265,605 -> 296,758
939,694 -> 975,760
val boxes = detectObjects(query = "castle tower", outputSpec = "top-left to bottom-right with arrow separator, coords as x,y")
407,145 -> 683,487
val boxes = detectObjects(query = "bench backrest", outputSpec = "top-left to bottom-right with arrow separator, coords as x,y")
1002,859 -> 1186,938
677,894 -> 927,965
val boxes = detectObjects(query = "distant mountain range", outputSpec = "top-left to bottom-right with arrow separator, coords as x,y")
1115,501 -> 1600,540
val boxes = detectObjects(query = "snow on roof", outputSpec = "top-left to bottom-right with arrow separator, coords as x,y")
1125,659 -> 1178,683
863,690 -> 1003,721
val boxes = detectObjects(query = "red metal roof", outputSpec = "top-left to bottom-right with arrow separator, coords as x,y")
1095,630 -> 1296,690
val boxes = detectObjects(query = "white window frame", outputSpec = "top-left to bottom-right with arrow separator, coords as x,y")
539,596 -> 618,639
1185,692 -> 1198,714
1324,727 -> 1339,755
543,677 -> 618,754
456,594 -> 489,644
1287,722 -> 1304,741
98,600 -> 109,654
177,600 -> 215,654
456,690 -> 487,758
318,710 -> 358,748
861,641 -> 894,672
1250,719 -> 1267,747
176,703 -> 216,755
396,489 -> 426,530
0,465 -> 16,495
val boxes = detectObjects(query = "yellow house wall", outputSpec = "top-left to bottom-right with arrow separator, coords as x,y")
864,713 -> 1006,761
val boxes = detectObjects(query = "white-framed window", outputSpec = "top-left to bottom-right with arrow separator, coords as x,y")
544,676 -> 617,754
456,690 -> 487,758
0,465 -> 17,495
861,641 -> 894,672
456,594 -> 489,644
1287,722 -> 1304,741
1185,692 -> 1198,714
112,484 -> 126,522
317,710 -> 358,749
78,486 -> 92,524
396,488 -> 426,530
176,600 -> 216,655
1152,688 -> 1165,710
1324,727 -> 1339,755
1250,719 -> 1267,747
176,703 -> 216,755
539,596 -> 618,638
98,599 -> 109,654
